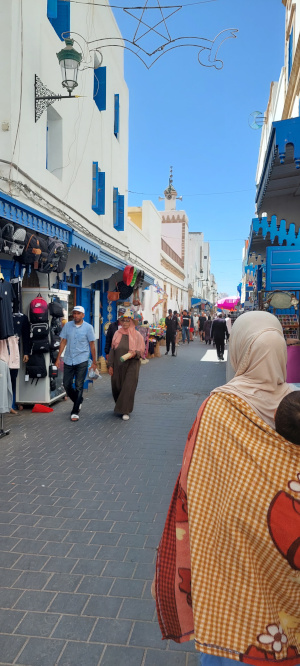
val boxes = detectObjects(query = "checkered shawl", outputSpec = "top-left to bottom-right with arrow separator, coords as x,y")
188,393 -> 300,664
155,398 -> 209,643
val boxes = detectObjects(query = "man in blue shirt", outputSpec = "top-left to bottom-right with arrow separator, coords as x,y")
56,306 -> 97,422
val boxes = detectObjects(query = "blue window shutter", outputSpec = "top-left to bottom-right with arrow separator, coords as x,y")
94,68 -> 106,112
92,162 -> 105,215
47,0 -> 57,19
114,94 -> 119,137
92,162 -> 99,212
288,27 -> 293,79
117,194 -> 124,231
48,0 -> 70,40
113,187 -> 119,227
98,171 -> 105,215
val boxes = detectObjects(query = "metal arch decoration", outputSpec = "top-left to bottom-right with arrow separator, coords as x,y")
88,29 -> 238,69
85,0 -> 238,70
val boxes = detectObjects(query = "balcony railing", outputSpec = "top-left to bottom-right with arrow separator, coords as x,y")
161,239 -> 184,268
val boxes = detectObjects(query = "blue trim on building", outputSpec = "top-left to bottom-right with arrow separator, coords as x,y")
248,214 -> 300,261
256,117 -> 300,212
0,191 -> 71,243
72,231 -> 101,260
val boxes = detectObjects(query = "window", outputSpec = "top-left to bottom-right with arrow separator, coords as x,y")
94,67 -> 106,112
46,107 -> 63,179
113,188 -> 125,231
92,162 -> 105,215
170,285 -> 173,298
114,94 -> 119,138
288,27 -> 294,79
47,0 -> 70,40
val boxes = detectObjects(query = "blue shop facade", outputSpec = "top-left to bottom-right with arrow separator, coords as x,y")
244,117 -> 300,315
0,191 -> 154,358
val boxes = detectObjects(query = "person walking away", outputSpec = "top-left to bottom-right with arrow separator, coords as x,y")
56,306 -> 97,422
198,313 -> 206,341
154,311 -> 297,666
173,311 -> 181,347
165,309 -> 176,356
107,309 -> 145,421
181,310 -> 190,344
211,313 -> 229,360
193,312 -> 199,338
203,315 -> 212,344
189,310 -> 195,341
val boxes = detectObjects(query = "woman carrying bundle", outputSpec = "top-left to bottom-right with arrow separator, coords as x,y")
107,308 -> 145,421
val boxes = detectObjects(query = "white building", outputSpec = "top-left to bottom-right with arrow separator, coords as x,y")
246,0 -> 300,295
0,0 -> 155,354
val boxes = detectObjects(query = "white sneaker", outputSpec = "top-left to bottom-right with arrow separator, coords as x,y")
122,414 -> 130,421
71,414 -> 79,421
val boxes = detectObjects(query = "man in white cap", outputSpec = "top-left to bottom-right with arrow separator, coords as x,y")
56,306 -> 97,421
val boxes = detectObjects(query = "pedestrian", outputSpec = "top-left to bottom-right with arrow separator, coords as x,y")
165,309 -> 176,356
193,312 -> 199,337
189,310 -> 195,341
211,313 -> 229,360
274,390 -> 300,445
154,311 -> 296,666
198,312 -> 206,341
203,315 -> 212,344
107,308 -> 145,421
173,310 -> 181,347
56,306 -> 97,422
104,307 -> 126,360
181,309 -> 190,344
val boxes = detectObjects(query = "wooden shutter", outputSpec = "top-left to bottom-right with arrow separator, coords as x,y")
114,94 -> 120,137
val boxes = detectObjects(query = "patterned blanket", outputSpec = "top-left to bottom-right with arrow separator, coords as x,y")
156,393 -> 300,665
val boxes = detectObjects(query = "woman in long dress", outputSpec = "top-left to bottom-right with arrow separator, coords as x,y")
108,309 -> 145,421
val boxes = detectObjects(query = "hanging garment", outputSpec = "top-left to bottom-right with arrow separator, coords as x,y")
0,360 -> 13,413
12,313 -> 31,356
0,337 -> 20,369
0,280 -> 15,339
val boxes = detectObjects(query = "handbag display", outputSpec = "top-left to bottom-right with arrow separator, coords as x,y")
107,291 -> 120,301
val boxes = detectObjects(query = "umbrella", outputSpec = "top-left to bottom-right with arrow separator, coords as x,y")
216,297 -> 240,311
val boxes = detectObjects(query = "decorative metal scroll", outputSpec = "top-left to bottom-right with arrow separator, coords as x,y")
35,75 -> 59,122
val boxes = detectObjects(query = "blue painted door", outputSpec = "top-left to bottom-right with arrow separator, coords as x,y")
266,247 -> 300,291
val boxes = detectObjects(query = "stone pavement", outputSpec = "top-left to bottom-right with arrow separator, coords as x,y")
0,338 -> 226,666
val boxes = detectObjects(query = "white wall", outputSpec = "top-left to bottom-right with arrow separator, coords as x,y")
0,0 -> 129,262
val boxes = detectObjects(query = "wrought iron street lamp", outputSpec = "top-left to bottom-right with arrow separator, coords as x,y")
35,38 -> 82,122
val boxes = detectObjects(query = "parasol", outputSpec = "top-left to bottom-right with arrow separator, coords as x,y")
216,297 -> 240,311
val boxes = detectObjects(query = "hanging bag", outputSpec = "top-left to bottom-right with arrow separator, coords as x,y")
26,353 -> 47,384
107,290 -> 120,302
48,300 -> 64,318
29,295 -> 49,324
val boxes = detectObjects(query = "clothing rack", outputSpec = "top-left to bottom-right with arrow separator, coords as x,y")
0,414 -> 10,439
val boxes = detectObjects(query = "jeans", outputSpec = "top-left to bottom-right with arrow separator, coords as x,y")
182,326 -> 190,343
63,361 -> 88,415
199,655 -> 239,666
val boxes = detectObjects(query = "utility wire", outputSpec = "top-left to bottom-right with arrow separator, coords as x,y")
66,0 -> 217,8
127,188 -> 253,196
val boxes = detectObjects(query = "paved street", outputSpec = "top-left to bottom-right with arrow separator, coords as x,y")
0,339 -> 226,666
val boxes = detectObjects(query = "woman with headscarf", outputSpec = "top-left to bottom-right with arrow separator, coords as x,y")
107,308 -> 145,421
154,312 -> 300,666
203,315 -> 212,344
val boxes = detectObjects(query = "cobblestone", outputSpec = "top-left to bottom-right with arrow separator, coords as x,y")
0,339 -> 226,664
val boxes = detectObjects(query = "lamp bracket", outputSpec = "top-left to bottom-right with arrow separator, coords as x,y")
35,75 -> 75,122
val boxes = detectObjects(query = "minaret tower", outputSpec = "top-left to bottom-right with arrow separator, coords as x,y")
164,166 -> 178,211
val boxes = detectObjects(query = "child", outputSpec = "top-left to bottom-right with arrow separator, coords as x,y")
275,390 -> 300,445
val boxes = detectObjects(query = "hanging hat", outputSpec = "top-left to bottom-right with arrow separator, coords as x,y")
130,268 -> 138,287
32,404 -> 54,413
116,281 -> 134,300
123,265 -> 134,286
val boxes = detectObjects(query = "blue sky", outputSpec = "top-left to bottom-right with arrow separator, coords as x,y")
112,0 -> 285,295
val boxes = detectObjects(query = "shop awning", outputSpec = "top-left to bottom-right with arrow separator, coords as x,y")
256,117 -> 300,214
0,191 -> 71,244
191,297 -> 211,307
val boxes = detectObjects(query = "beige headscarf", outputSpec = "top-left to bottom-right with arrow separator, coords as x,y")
212,310 -> 291,428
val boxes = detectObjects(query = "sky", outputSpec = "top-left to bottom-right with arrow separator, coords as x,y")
109,0 -> 286,296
